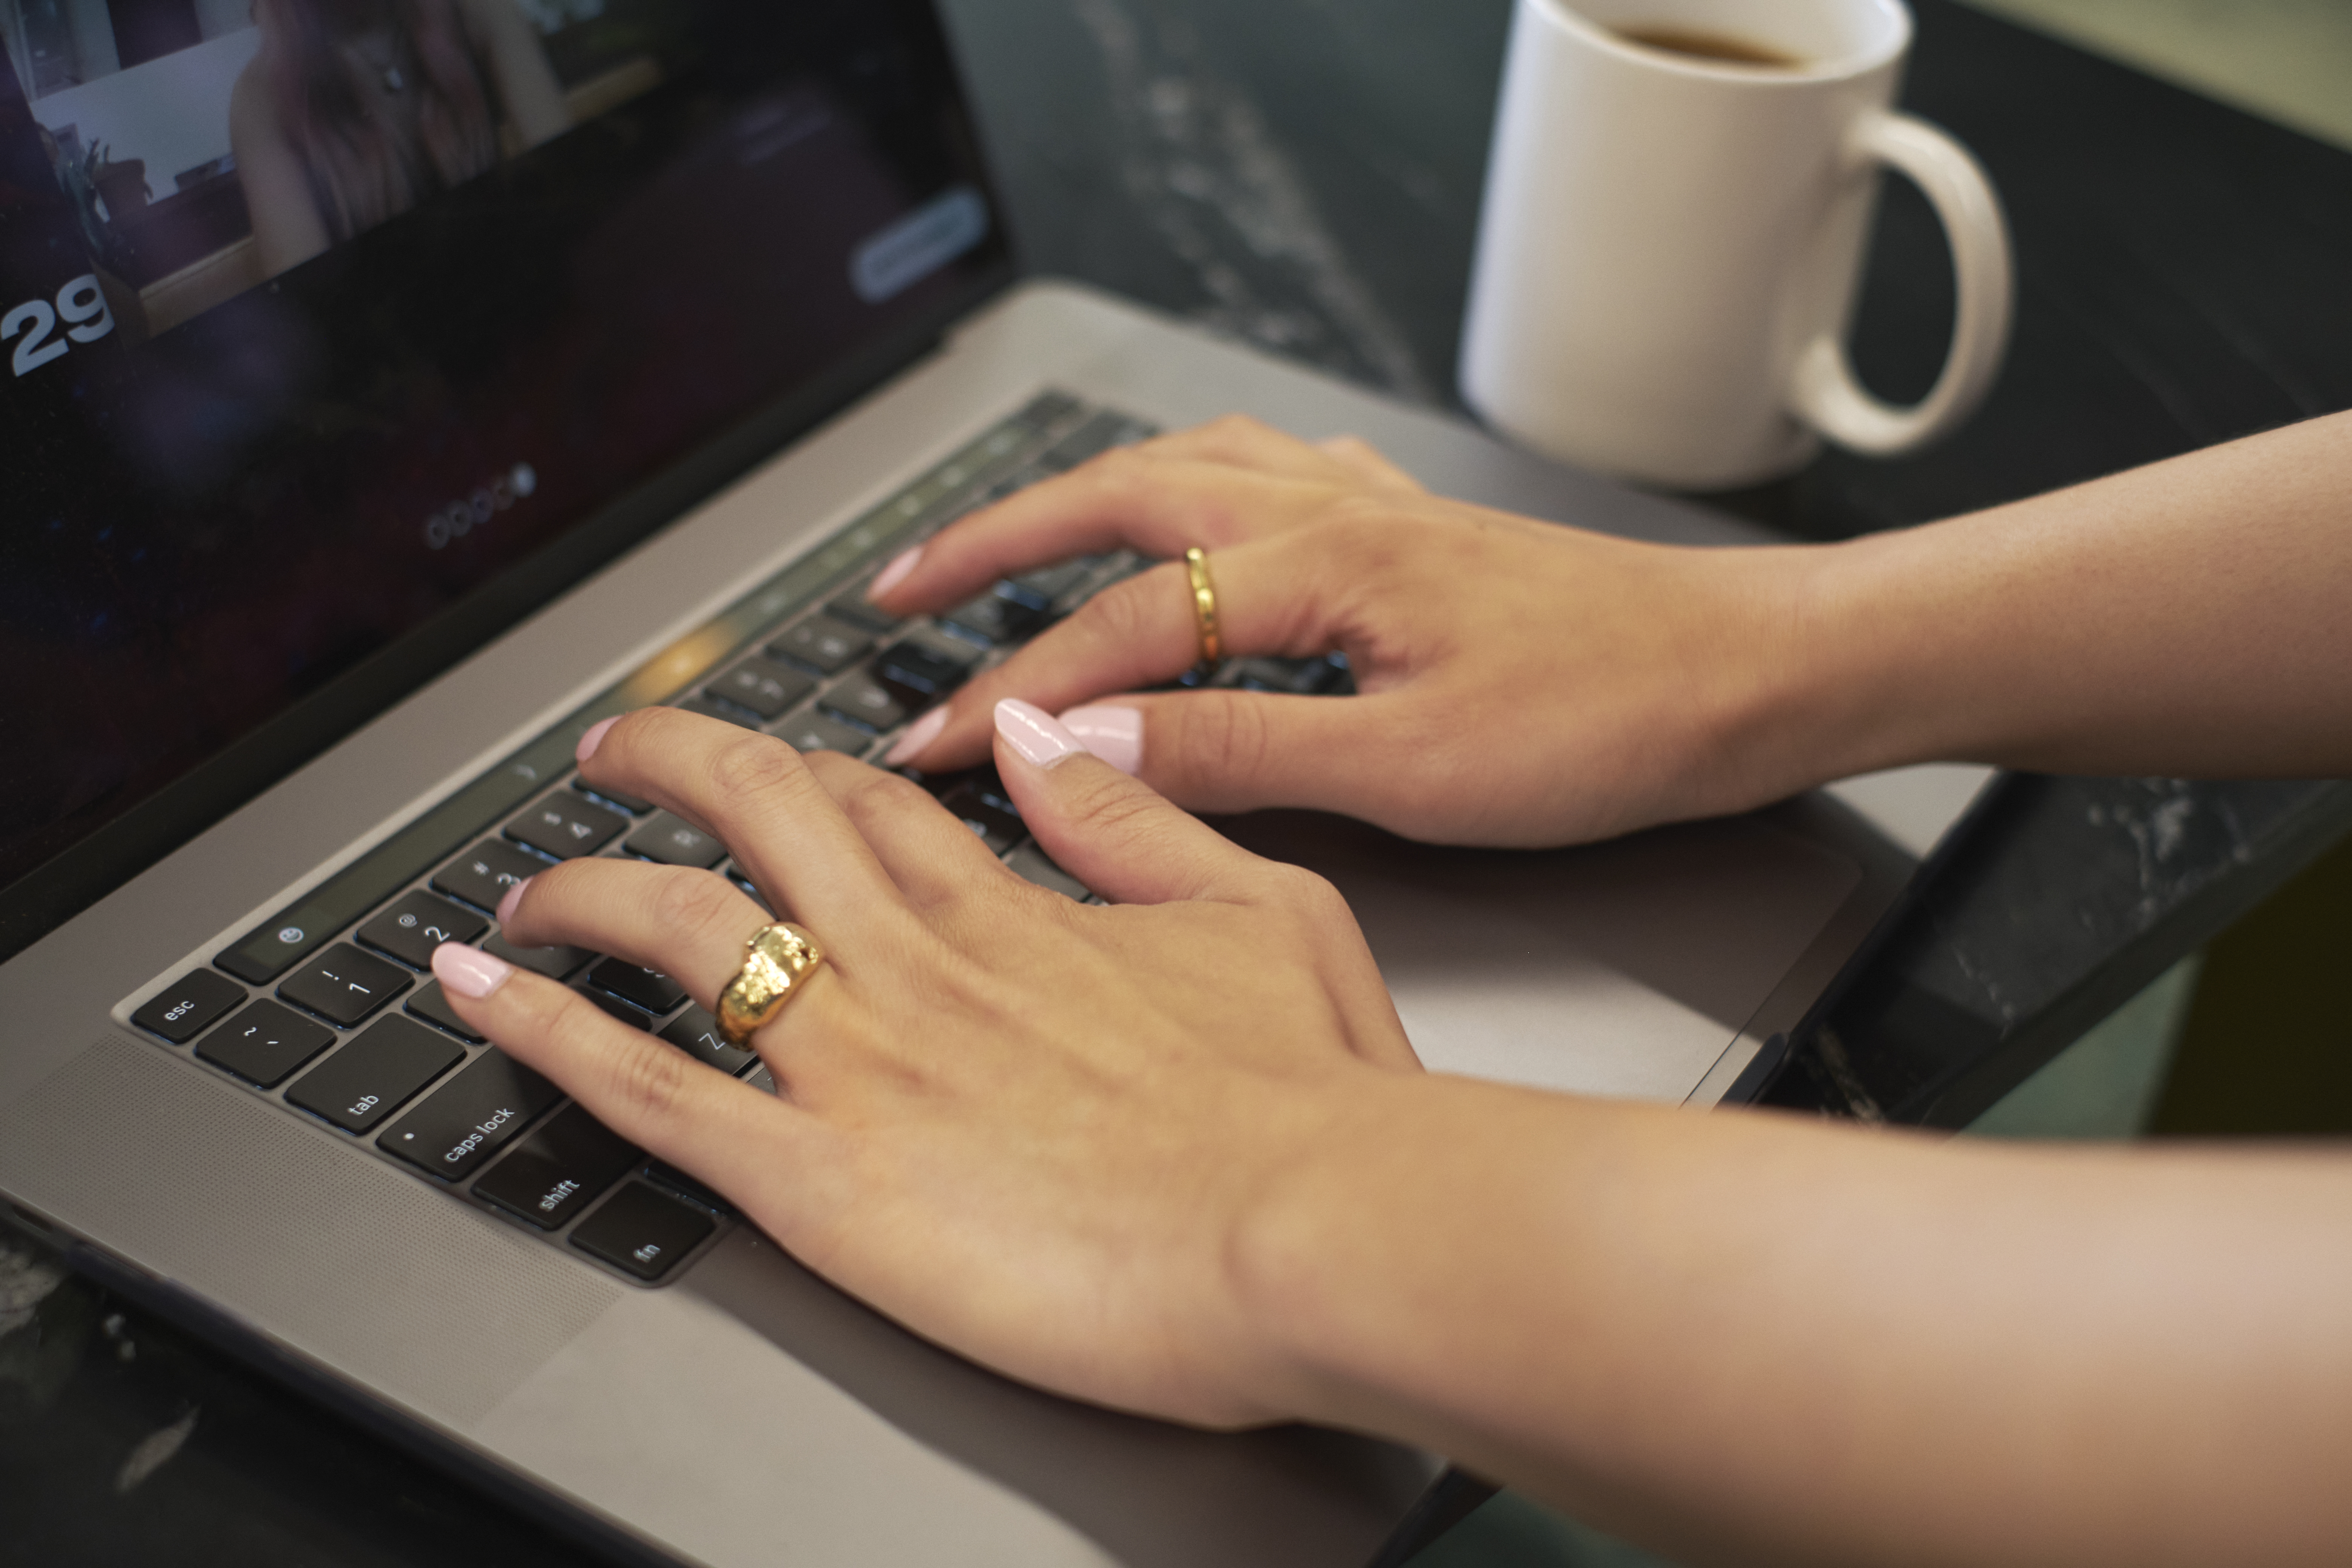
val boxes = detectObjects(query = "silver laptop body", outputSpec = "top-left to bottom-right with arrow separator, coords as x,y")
0,3 -> 1981,1559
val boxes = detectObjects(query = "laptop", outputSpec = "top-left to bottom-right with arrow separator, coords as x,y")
0,2 -> 1987,1562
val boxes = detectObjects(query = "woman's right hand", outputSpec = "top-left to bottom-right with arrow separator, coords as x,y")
873,416 -> 1848,848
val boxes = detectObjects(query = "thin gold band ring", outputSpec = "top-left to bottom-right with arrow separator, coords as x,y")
1184,546 -> 1221,674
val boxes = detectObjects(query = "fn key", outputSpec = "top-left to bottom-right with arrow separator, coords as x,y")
570,1181 -> 716,1280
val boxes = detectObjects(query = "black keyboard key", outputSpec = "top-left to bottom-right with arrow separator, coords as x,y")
407,981 -> 487,1044
642,1159 -> 734,1216
876,641 -> 974,703
1004,843 -> 1092,901
968,769 -> 1019,815
377,1048 -> 562,1181
589,958 -> 686,1015
483,933 -> 592,981
773,710 -> 874,756
505,795 -> 626,861
1089,550 -> 1150,591
576,779 -> 654,815
578,988 -> 655,1029
979,467 -> 1038,504
939,784 -> 1024,854
943,588 -> 1047,646
726,870 -> 774,917
658,1004 -> 753,1074
1008,560 -> 1092,608
570,1181 -> 716,1280
769,614 -> 873,674
195,1000 -> 336,1087
472,1103 -> 640,1231
1015,388 -> 1082,429
623,812 -> 726,868
432,839 -> 548,913
287,1015 -> 465,1133
1232,655 -> 1350,695
358,890 -> 488,971
825,591 -> 902,635
1038,409 -> 1136,472
819,674 -> 908,733
132,968 -> 247,1044
706,657 -> 815,720
675,693 -> 763,730
277,944 -> 410,1027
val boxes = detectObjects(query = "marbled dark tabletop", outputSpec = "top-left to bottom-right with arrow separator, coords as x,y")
6,0 -> 2350,1560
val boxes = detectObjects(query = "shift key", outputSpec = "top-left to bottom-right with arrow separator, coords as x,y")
378,1048 -> 563,1181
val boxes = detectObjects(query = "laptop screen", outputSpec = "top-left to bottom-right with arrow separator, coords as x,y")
0,0 -> 1011,952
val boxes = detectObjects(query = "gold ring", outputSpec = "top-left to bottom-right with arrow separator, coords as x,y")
1184,546 -> 1221,674
716,922 -> 827,1046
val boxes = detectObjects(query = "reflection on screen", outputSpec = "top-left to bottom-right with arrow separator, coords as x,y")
0,0 -> 670,336
0,0 -> 1007,937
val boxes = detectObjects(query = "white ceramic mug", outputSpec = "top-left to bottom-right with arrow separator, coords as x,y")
1458,0 -> 2012,488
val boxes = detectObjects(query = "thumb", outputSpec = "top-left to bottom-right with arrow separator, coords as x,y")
990,699 -> 1271,906
1060,689 -> 1395,821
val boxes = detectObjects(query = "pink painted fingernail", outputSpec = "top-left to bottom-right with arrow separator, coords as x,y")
494,876 -> 532,926
1059,705 -> 1142,775
868,545 -> 923,600
995,698 -> 1089,769
884,705 -> 948,767
577,715 -> 619,764
433,942 -> 514,1000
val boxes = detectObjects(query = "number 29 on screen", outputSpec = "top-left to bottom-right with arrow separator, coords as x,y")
4,274 -> 115,377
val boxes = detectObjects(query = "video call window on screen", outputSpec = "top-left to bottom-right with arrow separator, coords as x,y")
1,0 -> 681,340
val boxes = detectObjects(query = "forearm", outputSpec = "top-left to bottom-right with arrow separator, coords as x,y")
1242,1075 -> 2352,1566
1782,410 -> 2352,782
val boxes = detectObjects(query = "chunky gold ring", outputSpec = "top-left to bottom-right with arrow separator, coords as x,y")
1183,546 -> 1221,674
715,922 -> 827,1046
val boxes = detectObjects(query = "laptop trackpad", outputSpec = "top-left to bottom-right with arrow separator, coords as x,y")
1218,810 -> 1861,1101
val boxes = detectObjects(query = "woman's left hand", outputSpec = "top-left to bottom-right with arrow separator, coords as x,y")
435,701 -> 1418,1426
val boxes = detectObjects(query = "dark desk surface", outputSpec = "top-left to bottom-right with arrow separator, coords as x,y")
6,0 -> 2349,1560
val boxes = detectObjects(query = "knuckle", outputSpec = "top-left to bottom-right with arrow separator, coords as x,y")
1284,867 -> 1352,925
1070,569 -> 1164,647
704,730 -> 806,803
1183,696 -> 1272,788
1061,767 -> 1169,845
841,767 -> 935,828
1086,444 -> 1156,502
649,865 -> 739,936
608,1029 -> 695,1126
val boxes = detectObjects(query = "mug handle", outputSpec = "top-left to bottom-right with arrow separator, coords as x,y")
1788,110 -> 2014,456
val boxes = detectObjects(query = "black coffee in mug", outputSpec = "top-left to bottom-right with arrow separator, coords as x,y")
1611,23 -> 1804,68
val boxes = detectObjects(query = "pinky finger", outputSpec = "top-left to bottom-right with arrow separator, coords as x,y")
431,943 -> 810,1208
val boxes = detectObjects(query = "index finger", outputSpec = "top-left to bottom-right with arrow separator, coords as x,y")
885,530 -> 1353,774
868,450 -> 1338,620
577,707 -> 909,949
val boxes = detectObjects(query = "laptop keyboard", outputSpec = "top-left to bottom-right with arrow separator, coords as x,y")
116,392 -> 1352,1285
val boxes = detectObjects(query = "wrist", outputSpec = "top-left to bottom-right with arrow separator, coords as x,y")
1729,529 -> 1980,793
1225,1071 -> 1540,1440
1224,1070 -> 1423,1430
